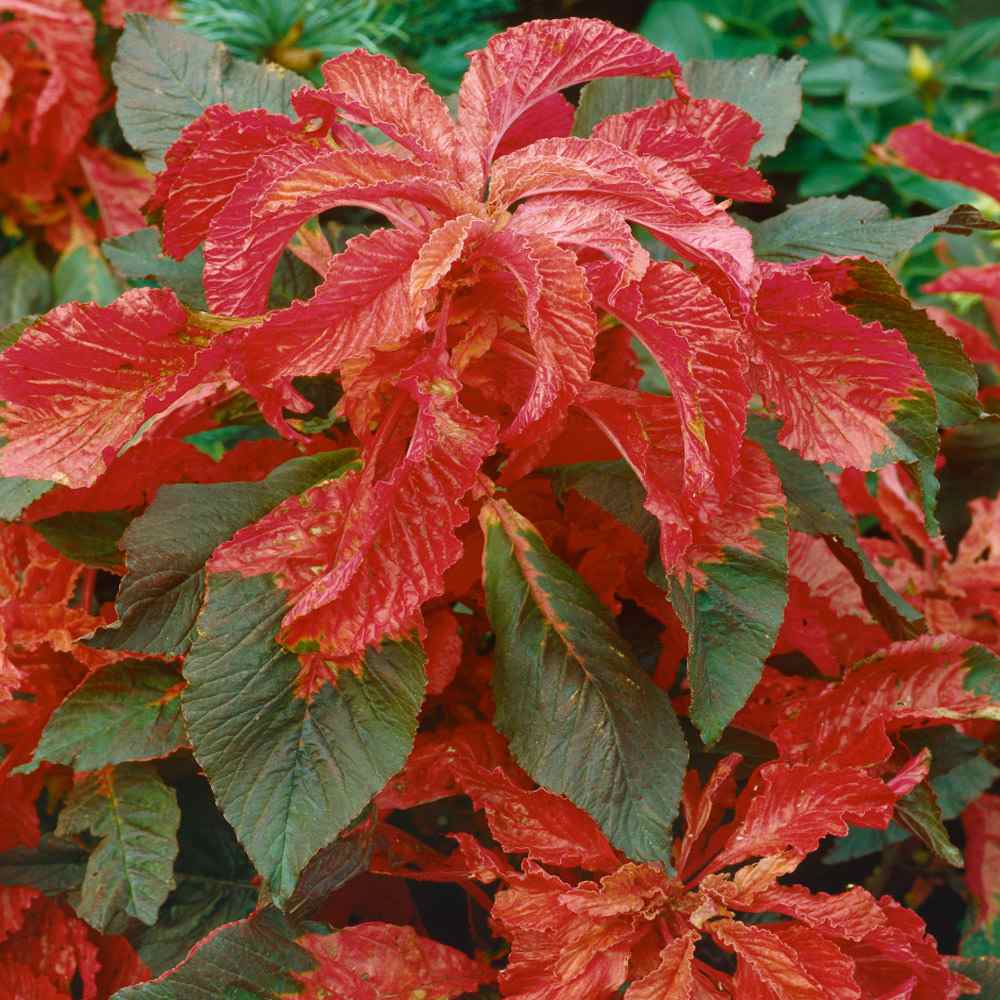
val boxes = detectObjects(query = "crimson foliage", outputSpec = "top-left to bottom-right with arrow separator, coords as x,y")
1,11 -> 999,999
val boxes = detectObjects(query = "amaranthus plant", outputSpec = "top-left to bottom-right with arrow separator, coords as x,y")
0,13 -> 998,998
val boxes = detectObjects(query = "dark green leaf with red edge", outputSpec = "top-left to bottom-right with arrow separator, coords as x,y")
33,510 -> 133,569
90,450 -> 358,657
112,907 -> 313,999
481,497 -> 687,868
549,460 -> 659,552
56,763 -> 180,932
665,442 -> 788,745
829,258 -> 980,430
0,836 -> 89,895
18,661 -> 186,774
182,572 -> 425,907
746,197 -> 996,265
134,775 -> 257,976
893,778 -> 964,868
112,14 -> 308,172
746,412 -> 924,638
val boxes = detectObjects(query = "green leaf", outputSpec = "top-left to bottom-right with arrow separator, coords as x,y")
639,0 -> 716,60
135,775 -> 257,975
683,55 -> 805,159
0,313 -> 37,351
90,451 -> 358,657
830,258 -> 980,429
113,907 -> 313,999
103,227 -> 207,310
665,501 -> 788,745
798,161 -> 870,197
33,510 -> 133,568
952,956 -> 1000,997
0,243 -> 52,325
893,779 -> 963,867
0,475 -> 54,521
282,808 -> 374,921
53,244 -> 124,306
481,498 -> 687,867
746,198 -> 998,265
0,835 -> 89,894
57,763 -> 180,931
573,77 -> 674,139
113,14 -> 308,171
746,413 -> 924,638
182,572 -> 425,906
20,661 -> 186,774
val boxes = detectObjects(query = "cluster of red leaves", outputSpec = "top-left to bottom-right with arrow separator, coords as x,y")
0,0 -> 168,248
0,15 -> 998,1000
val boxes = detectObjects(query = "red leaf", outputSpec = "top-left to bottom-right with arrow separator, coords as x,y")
101,0 -> 171,26
203,143 -> 471,314
0,289 -> 223,488
589,259 -> 750,510
772,635 -> 1000,766
840,896 -> 973,1000
733,883 -> 887,943
710,919 -> 830,1000
423,606 -> 462,695
623,932 -> 697,999
748,263 -> 931,470
923,263 -> 1000,299
885,121 -> 1000,201
927,307 -> 1000,367
488,137 -> 756,309
459,17 -> 686,166
509,198 -> 649,287
211,352 -> 497,664
593,97 -> 773,202
472,229 -> 597,448
78,147 -> 153,240
296,922 -> 486,999
378,723 -> 620,871
0,0 -> 102,174
232,227 -> 425,433
315,49 -> 476,184
712,762 -> 896,870
494,93 -> 576,159
963,793 -> 1000,941
0,962 -> 68,1000
154,105 -> 303,259
0,894 -> 99,1000
492,863 -> 667,1000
